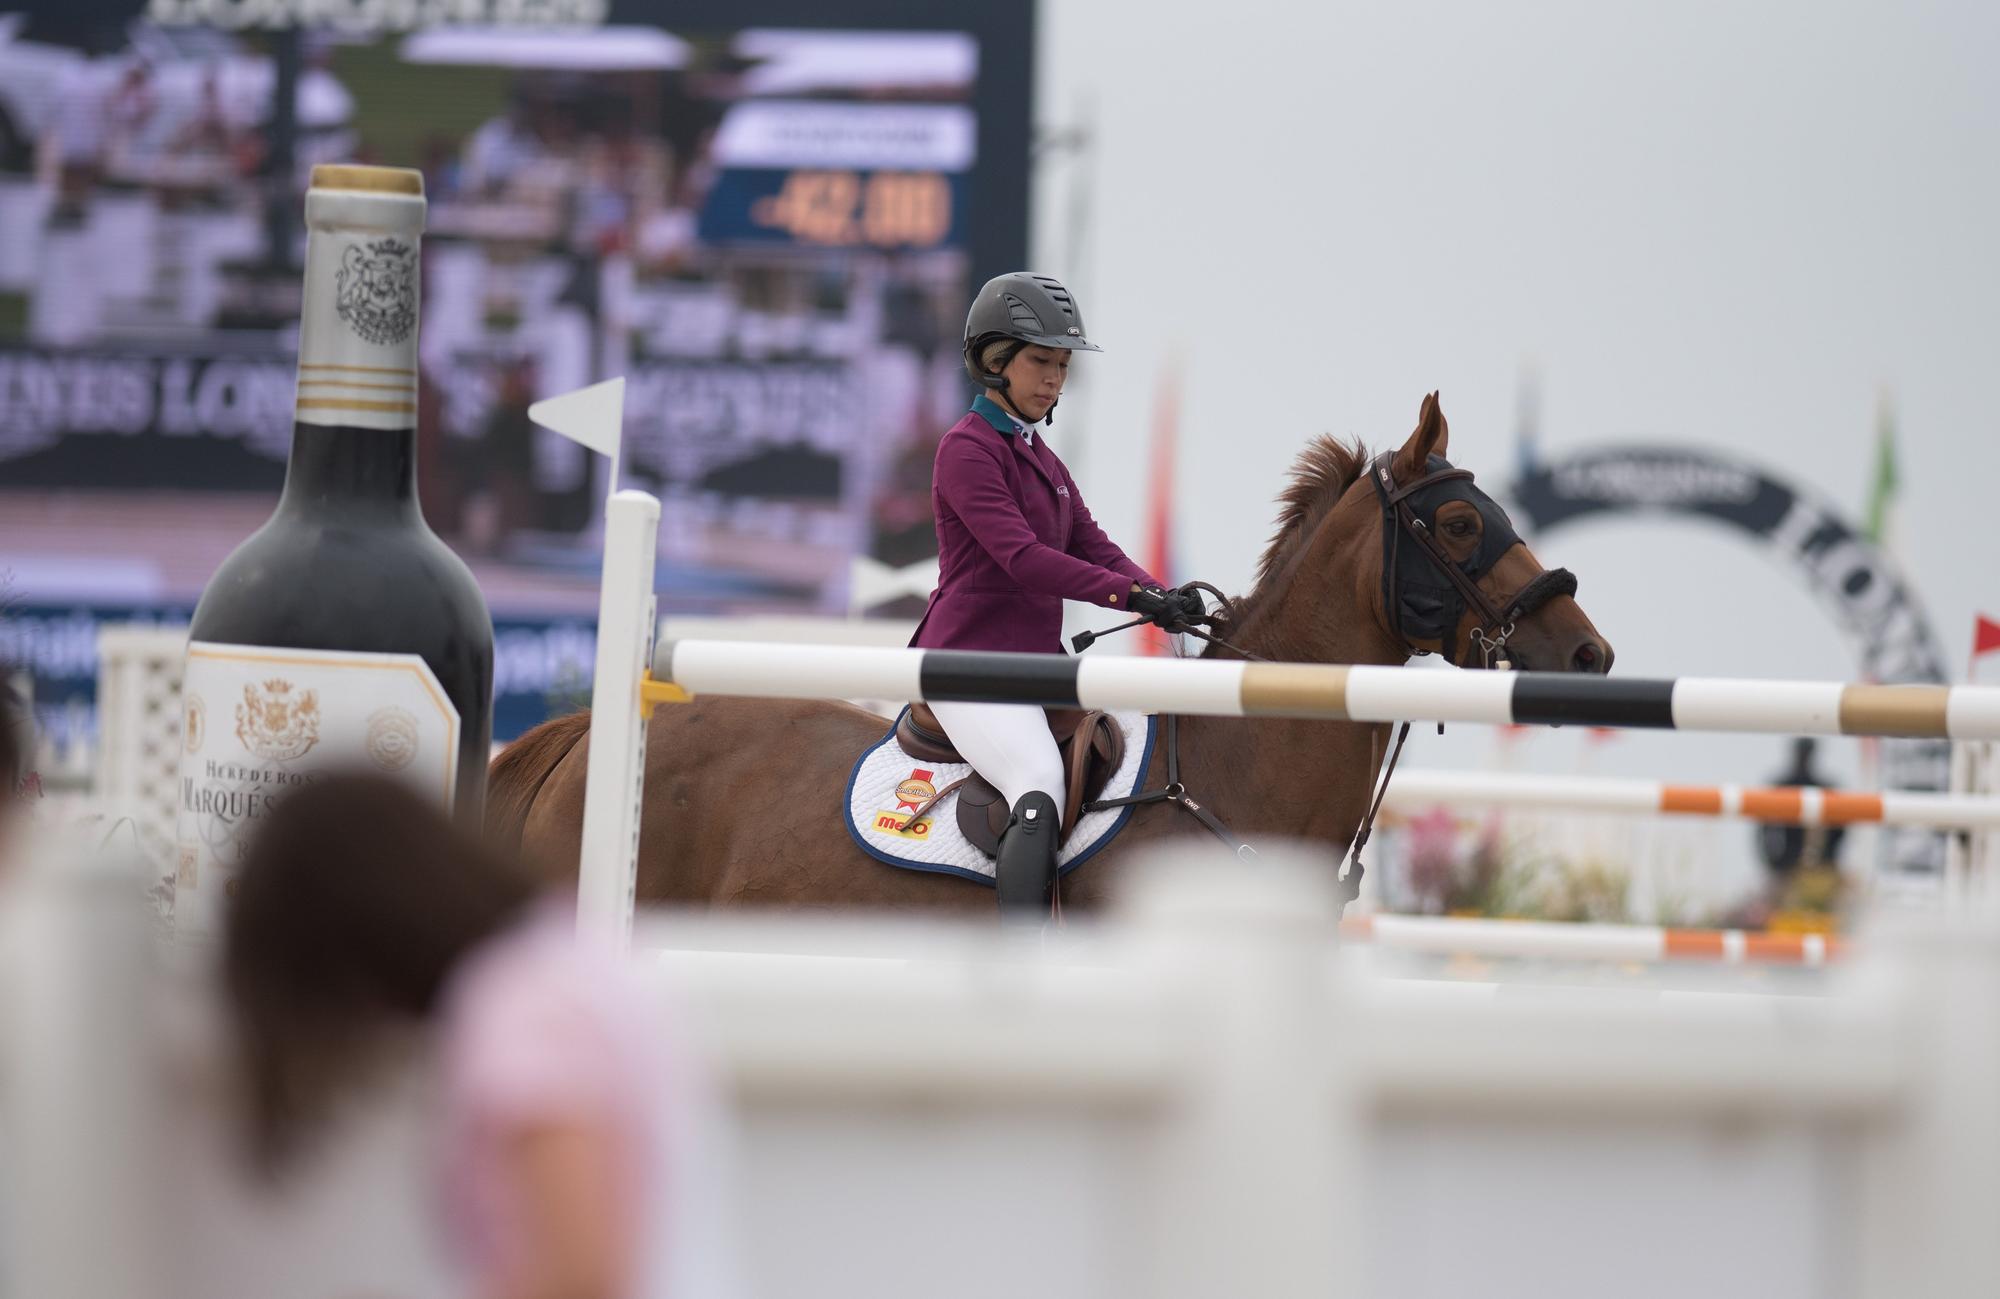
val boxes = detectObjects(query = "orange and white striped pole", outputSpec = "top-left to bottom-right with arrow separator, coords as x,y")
1339,913 -> 1838,966
1382,769 -> 2000,829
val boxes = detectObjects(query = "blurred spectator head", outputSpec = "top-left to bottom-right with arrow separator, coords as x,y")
0,660 -> 34,882
222,771 -> 536,1173
1,663 -> 26,805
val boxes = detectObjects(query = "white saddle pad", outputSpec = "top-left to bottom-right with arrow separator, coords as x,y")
844,709 -> 1158,884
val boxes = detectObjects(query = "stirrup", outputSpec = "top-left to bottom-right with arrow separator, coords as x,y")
995,791 -> 1059,918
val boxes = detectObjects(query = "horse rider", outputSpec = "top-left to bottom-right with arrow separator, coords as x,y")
908,272 -> 1203,917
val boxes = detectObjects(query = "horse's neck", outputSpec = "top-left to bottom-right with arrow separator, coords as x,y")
1171,559 -> 1409,848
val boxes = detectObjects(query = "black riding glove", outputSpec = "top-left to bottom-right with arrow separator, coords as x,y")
1171,583 -> 1207,623
1128,585 -> 1186,631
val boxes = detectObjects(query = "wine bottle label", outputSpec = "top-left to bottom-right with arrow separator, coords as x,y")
175,641 -> 461,939
294,183 -> 425,433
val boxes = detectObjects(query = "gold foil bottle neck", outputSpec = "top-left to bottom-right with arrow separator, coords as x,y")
308,164 -> 425,197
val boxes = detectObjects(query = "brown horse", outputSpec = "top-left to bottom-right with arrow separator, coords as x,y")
490,394 -> 1612,914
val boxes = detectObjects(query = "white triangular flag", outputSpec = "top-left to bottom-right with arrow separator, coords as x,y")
530,376 -> 626,492
848,555 -> 939,612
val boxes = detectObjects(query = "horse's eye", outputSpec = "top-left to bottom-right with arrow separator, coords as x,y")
1445,518 -> 1477,538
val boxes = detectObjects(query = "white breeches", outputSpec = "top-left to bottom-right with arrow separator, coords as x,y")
926,700 -> 1066,828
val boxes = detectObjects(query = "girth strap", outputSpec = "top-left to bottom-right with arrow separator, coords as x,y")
1084,713 -> 1256,858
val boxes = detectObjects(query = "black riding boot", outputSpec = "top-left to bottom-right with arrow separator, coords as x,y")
994,791 -> 1059,921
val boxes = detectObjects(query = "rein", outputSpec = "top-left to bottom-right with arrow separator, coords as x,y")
1071,585 -> 1401,915
1069,582 -> 1265,661
1336,719 -> 1413,909
1077,593 -> 1262,857
1331,453 -> 1579,905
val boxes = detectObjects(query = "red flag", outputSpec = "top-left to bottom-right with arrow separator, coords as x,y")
1975,615 -> 2000,662
1140,367 -> 1180,657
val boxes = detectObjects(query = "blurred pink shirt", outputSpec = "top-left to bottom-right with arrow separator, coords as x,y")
436,901 -> 669,1299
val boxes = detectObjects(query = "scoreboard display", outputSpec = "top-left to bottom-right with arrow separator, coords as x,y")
700,96 -> 974,251
740,170 -> 960,250
0,2 -> 1032,745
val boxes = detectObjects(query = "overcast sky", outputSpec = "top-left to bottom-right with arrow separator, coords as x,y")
1031,0 -> 1998,900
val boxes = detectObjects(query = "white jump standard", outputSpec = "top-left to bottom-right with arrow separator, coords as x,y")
651,639 -> 2000,740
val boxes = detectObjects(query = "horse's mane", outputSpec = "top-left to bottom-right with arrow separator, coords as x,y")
1253,435 -> 1372,590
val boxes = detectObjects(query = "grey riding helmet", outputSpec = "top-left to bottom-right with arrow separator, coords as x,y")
962,272 -> 1101,390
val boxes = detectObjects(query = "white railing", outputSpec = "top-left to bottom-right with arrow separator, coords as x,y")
14,837 -> 2000,1298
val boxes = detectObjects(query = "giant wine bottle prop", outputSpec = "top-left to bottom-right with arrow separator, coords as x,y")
176,164 -> 493,937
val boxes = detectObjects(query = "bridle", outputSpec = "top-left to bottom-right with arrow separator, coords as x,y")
1370,452 -> 1578,670
1324,453 -> 1581,915
1080,452 -> 1584,919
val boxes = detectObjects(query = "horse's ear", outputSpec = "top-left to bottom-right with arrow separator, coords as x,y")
1394,391 -> 1450,479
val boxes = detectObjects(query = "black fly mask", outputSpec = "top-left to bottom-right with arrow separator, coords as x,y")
1370,452 -> 1577,668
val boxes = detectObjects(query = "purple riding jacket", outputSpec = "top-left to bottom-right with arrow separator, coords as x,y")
909,394 -> 1160,655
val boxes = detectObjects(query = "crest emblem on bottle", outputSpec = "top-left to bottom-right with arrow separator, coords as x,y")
235,679 -> 322,763
335,238 -> 417,346
366,705 -> 419,773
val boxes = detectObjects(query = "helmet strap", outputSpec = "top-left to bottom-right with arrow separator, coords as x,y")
967,336 -> 1061,425
982,368 -> 1065,427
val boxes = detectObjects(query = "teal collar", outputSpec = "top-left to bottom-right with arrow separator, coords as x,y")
971,393 -> 1024,438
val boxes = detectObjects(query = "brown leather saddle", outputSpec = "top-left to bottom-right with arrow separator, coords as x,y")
892,704 -> 1126,856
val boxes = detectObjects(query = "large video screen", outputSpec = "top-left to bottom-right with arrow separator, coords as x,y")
0,4 -> 1031,742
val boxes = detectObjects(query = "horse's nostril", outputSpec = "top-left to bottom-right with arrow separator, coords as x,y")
1573,642 -> 1601,673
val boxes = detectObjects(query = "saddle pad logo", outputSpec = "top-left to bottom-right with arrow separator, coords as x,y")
847,710 -> 1156,883
895,771 -> 936,810
872,768 -> 936,839
872,810 -> 933,839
